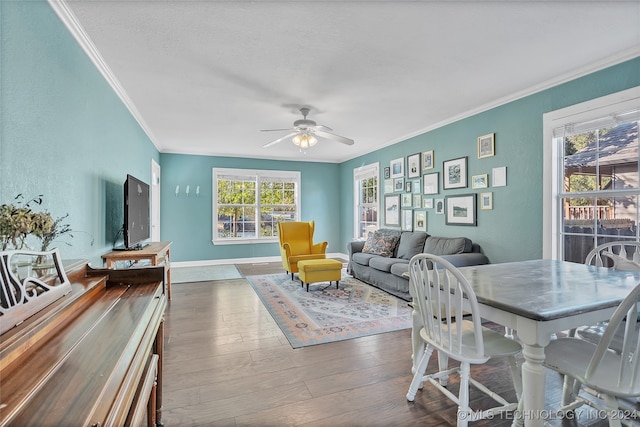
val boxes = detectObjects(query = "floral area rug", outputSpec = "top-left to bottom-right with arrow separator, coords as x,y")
246,273 -> 412,348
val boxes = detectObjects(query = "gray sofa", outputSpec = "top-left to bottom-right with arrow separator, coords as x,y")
347,229 -> 489,301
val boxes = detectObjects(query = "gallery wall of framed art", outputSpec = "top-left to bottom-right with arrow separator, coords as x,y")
380,132 -> 506,230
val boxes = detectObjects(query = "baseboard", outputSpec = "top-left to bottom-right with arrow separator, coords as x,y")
172,252 -> 348,269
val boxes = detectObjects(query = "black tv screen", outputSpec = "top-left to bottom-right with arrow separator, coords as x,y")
124,174 -> 150,250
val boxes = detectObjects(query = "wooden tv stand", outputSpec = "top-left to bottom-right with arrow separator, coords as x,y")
102,241 -> 172,300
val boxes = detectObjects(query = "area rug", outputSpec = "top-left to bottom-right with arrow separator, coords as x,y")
246,273 -> 412,348
172,264 -> 242,283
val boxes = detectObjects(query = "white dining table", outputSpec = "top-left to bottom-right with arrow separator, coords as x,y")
409,259 -> 640,427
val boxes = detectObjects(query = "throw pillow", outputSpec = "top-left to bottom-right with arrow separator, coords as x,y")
362,229 -> 401,257
423,236 -> 470,255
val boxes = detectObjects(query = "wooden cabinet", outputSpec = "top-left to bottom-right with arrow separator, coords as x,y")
0,260 -> 166,426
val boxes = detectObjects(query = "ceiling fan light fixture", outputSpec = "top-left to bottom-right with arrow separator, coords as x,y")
292,134 -> 317,149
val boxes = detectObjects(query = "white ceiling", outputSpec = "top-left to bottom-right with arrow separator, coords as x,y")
58,1 -> 640,163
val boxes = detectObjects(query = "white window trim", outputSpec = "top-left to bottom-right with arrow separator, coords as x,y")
353,162 -> 380,240
542,86 -> 640,259
212,167 -> 300,245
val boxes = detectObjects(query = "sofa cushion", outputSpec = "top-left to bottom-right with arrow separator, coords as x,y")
352,252 -> 379,266
362,229 -> 401,257
369,257 -> 408,273
396,232 -> 429,260
390,262 -> 410,279
424,236 -> 471,255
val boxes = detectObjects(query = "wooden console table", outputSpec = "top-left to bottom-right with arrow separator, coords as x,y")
102,241 -> 172,300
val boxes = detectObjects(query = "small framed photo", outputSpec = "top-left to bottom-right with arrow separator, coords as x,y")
414,210 -> 427,232
413,194 -> 422,208
412,179 -> 421,194
422,150 -> 434,171
402,193 -> 412,208
407,153 -> 421,178
445,194 -> 477,226
384,179 -> 394,194
443,157 -> 468,190
422,172 -> 439,195
402,209 -> 413,231
390,157 -> 404,178
423,198 -> 433,209
394,177 -> 405,192
435,198 -> 445,214
478,133 -> 495,158
384,195 -> 400,226
405,181 -> 412,193
492,166 -> 507,187
480,192 -> 493,210
384,167 -> 391,179
472,174 -> 488,189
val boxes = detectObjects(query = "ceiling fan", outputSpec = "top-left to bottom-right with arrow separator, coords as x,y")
262,107 -> 355,150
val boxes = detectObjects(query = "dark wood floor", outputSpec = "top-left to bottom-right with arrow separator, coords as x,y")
161,277 -> 621,426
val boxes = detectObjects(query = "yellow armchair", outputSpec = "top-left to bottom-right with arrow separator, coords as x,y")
277,220 -> 328,279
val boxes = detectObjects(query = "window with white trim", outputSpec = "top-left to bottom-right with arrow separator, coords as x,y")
543,87 -> 640,262
213,168 -> 300,244
354,163 -> 379,239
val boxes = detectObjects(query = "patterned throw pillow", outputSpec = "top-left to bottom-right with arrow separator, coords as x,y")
362,229 -> 401,257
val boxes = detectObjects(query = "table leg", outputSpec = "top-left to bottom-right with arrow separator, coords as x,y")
517,344 -> 547,427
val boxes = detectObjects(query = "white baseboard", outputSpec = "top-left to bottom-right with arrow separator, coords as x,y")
172,252 -> 348,269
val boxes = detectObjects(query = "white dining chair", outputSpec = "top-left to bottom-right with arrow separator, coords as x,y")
406,253 -> 522,426
584,240 -> 640,271
543,281 -> 640,427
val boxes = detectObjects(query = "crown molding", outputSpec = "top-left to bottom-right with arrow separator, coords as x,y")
47,0 -> 162,152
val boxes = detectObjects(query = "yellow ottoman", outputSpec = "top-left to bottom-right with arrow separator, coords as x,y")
297,259 -> 343,292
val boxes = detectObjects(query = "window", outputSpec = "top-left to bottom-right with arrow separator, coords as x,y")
543,87 -> 640,262
213,168 -> 300,244
354,163 -> 379,239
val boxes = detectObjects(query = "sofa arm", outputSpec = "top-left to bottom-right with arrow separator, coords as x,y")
440,253 -> 490,268
346,240 -> 366,275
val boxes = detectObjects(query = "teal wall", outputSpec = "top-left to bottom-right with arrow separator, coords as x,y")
339,58 -> 640,263
1,0 -> 639,267
0,1 -> 159,264
160,153 -> 340,262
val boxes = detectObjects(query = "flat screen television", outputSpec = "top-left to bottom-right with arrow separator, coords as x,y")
123,174 -> 151,250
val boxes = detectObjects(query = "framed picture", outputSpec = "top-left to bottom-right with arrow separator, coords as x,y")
384,179 -> 394,194
422,150 -> 434,171
492,166 -> 507,187
414,210 -> 427,232
472,174 -> 488,189
422,172 -> 439,195
443,156 -> 468,190
435,198 -> 445,214
423,198 -> 433,209
407,153 -> 421,178
384,195 -> 400,226
402,193 -> 412,208
394,177 -> 405,192
480,192 -> 493,210
402,209 -> 413,231
390,158 -> 404,178
411,179 -> 421,194
413,194 -> 422,208
384,167 -> 391,179
445,194 -> 477,226
405,181 -> 412,193
478,133 -> 495,158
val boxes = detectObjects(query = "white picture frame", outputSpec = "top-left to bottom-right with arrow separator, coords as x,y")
390,157 -> 404,178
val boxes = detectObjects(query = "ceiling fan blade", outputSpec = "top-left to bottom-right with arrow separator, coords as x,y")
260,128 -> 294,132
314,129 -> 354,146
312,124 -> 333,132
263,132 -> 298,148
